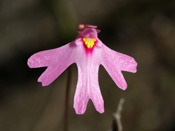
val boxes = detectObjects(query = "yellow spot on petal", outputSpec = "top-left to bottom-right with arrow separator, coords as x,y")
83,38 -> 96,49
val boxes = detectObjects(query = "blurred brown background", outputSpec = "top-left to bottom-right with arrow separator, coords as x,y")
0,0 -> 175,131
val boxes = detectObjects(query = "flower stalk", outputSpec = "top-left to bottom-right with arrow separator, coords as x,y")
64,65 -> 73,131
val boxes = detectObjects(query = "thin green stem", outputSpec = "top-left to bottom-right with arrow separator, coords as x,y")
64,65 -> 73,131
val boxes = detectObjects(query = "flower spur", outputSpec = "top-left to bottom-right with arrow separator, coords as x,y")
27,24 -> 137,114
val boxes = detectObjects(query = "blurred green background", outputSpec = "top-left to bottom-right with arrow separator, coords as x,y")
0,0 -> 175,131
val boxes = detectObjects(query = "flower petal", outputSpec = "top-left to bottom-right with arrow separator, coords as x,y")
74,45 -> 104,114
73,65 -> 90,114
101,44 -> 137,90
118,53 -> 137,73
27,43 -> 75,86
88,65 -> 104,114
74,64 -> 104,114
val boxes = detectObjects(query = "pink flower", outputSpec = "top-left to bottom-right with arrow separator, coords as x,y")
27,24 -> 137,114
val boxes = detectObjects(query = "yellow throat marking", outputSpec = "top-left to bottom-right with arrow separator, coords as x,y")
83,38 -> 96,49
